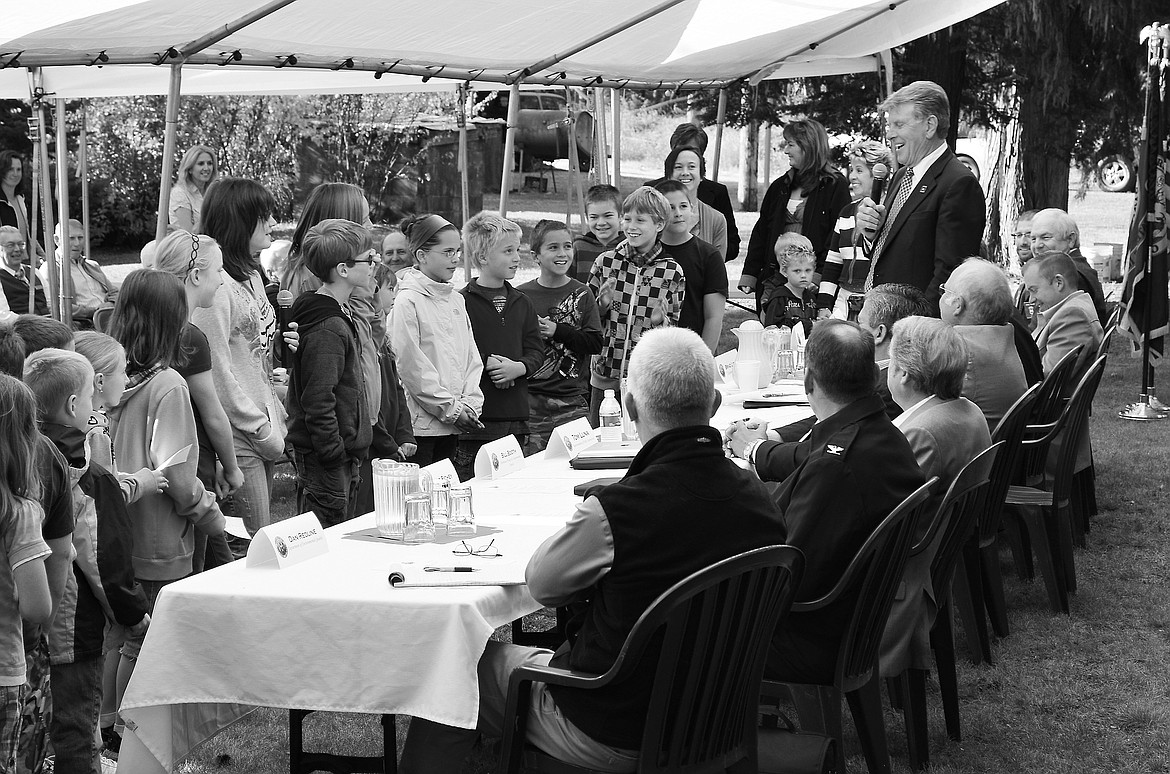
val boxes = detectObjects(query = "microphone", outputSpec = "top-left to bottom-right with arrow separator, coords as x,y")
870,162 -> 890,204
276,290 -> 294,367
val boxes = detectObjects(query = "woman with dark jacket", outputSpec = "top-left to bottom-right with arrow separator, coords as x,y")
739,119 -> 850,305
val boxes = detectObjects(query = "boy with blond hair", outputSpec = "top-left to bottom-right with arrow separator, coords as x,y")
587,186 -> 686,426
23,348 -> 149,774
457,212 -> 544,478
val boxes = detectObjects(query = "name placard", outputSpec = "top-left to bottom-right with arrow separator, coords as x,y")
473,434 -> 525,480
544,418 -> 599,460
246,512 -> 329,569
421,458 -> 459,490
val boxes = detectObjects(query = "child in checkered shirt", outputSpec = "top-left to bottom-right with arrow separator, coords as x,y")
586,186 -> 686,427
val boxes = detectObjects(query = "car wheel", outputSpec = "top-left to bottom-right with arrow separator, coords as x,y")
956,154 -> 980,181
1096,154 -> 1134,193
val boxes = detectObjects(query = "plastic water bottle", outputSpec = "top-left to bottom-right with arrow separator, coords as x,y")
599,389 -> 622,443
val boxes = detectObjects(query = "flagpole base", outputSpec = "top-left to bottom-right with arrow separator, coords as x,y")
1148,396 -> 1169,412
1119,398 -> 1168,421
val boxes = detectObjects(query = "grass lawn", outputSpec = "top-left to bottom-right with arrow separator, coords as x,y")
159,320 -> 1170,774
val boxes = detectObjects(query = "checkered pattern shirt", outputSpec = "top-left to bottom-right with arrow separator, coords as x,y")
587,240 -> 686,381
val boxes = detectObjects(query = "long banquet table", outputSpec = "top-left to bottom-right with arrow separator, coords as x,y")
116,382 -> 812,774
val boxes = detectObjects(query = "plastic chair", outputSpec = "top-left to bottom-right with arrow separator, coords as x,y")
951,385 -> 1040,651
92,305 -> 114,333
289,709 -> 396,774
497,545 -> 805,774
761,479 -> 937,774
1076,320 -> 1115,528
1004,356 -> 1106,614
1002,345 -> 1084,581
893,444 -> 1000,770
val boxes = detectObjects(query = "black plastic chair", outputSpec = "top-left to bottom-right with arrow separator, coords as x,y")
497,545 -> 805,774
1004,356 -> 1106,613
1002,345 -> 1084,581
289,709 -> 396,774
92,305 -> 114,334
761,479 -> 937,774
1076,320 -> 1115,528
951,384 -> 1040,651
894,444 -> 1000,770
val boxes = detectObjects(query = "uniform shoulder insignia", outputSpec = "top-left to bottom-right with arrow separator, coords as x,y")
826,444 -> 845,456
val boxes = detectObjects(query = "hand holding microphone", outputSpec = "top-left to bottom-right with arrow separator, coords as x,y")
276,289 -> 294,366
855,162 -> 891,238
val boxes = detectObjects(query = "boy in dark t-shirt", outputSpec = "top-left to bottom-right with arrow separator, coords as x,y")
518,220 -> 603,454
760,233 -> 817,335
654,180 -> 727,353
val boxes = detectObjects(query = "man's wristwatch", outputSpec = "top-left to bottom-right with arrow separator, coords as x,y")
744,438 -> 768,472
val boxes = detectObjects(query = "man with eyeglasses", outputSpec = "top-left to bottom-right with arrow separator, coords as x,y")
1012,209 -> 1039,325
399,328 -> 788,774
0,225 -> 49,315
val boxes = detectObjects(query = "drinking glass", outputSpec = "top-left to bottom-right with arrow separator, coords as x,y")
403,492 -> 434,543
447,485 -> 476,537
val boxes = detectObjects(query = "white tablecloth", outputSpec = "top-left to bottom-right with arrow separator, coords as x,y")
117,386 -> 813,773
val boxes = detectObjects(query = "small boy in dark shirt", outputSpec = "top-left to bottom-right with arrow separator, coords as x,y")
572,185 -> 623,283
760,233 -> 817,335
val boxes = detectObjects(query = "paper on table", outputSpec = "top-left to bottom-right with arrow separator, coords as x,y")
387,560 -> 525,587
156,444 -> 194,470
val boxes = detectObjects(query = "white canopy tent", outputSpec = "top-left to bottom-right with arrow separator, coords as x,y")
2,0 -> 1003,319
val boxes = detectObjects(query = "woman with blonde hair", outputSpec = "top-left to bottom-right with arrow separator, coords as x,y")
169,145 -> 218,234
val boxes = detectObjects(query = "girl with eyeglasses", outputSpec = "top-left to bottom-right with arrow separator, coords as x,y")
388,214 -> 484,467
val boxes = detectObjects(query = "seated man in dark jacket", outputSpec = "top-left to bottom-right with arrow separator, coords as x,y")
399,328 -> 789,773
725,319 -> 925,682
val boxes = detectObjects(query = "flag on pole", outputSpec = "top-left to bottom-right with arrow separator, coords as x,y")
1120,28 -> 1170,360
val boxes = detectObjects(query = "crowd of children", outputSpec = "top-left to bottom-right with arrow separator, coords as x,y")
0,150 -> 834,770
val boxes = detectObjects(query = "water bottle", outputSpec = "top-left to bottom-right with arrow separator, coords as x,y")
599,389 -> 622,443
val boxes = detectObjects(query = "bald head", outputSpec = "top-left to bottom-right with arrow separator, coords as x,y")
805,320 -> 878,405
625,327 -> 718,431
1030,208 -> 1079,257
942,258 -> 1013,326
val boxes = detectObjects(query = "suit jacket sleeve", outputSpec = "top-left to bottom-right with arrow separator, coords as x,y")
1040,306 -> 1095,373
929,171 -> 986,306
753,438 -> 810,482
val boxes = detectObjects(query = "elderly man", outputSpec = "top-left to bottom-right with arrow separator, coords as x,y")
855,81 -> 985,313
880,315 -> 991,677
1029,208 -> 1107,325
940,258 -> 1032,428
1024,252 -> 1104,377
47,219 -> 118,328
725,320 -> 924,682
0,225 -> 49,315
399,327 -> 787,774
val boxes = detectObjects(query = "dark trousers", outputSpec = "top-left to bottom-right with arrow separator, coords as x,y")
294,452 -> 362,528
48,657 -> 104,774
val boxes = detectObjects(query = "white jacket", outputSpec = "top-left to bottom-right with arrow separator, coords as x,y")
388,268 -> 484,436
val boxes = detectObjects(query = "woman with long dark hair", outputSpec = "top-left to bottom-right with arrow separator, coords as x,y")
739,118 -> 850,306
0,149 -> 41,256
191,178 -> 285,536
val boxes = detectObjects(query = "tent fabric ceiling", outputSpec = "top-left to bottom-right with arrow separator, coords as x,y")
2,0 -> 1005,89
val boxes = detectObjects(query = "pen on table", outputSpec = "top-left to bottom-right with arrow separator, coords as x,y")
424,567 -> 479,573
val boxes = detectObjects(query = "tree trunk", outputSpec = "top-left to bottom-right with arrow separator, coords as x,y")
1017,91 -> 1073,211
740,118 -> 760,212
983,85 -> 1025,272
900,25 -> 968,150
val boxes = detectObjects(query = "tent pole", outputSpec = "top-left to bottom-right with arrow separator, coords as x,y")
711,88 -> 727,184
593,87 -> 609,185
155,64 -> 183,245
458,83 -> 471,282
762,123 -> 772,188
611,88 -> 622,190
54,98 -> 73,327
566,88 -> 587,228
26,71 -> 40,315
79,102 -> 92,276
34,72 -> 56,320
498,80 -> 521,218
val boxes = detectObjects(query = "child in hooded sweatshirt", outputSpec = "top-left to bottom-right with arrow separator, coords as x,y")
285,219 -> 374,527
23,349 -> 149,774
106,270 -> 226,729
388,214 -> 484,468
572,184 -> 623,283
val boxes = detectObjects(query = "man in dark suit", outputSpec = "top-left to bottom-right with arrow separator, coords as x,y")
724,320 -> 924,682
856,81 -> 986,314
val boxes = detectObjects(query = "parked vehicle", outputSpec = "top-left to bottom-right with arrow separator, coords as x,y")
475,90 -> 593,170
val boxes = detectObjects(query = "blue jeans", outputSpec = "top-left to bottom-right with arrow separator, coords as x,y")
1,684 -> 24,774
48,658 -> 103,774
231,454 -> 275,536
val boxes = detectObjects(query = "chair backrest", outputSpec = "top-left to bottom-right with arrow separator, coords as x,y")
1095,322 -> 1116,363
1019,344 -> 1084,486
980,386 -> 1040,543
792,478 -> 936,693
619,545 -> 806,773
914,444 -> 1002,598
1049,355 -> 1107,504
92,306 -> 114,334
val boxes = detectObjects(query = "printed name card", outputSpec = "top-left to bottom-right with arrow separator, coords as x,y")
544,418 -> 599,460
421,458 -> 459,491
246,512 -> 329,569
474,434 -> 525,480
